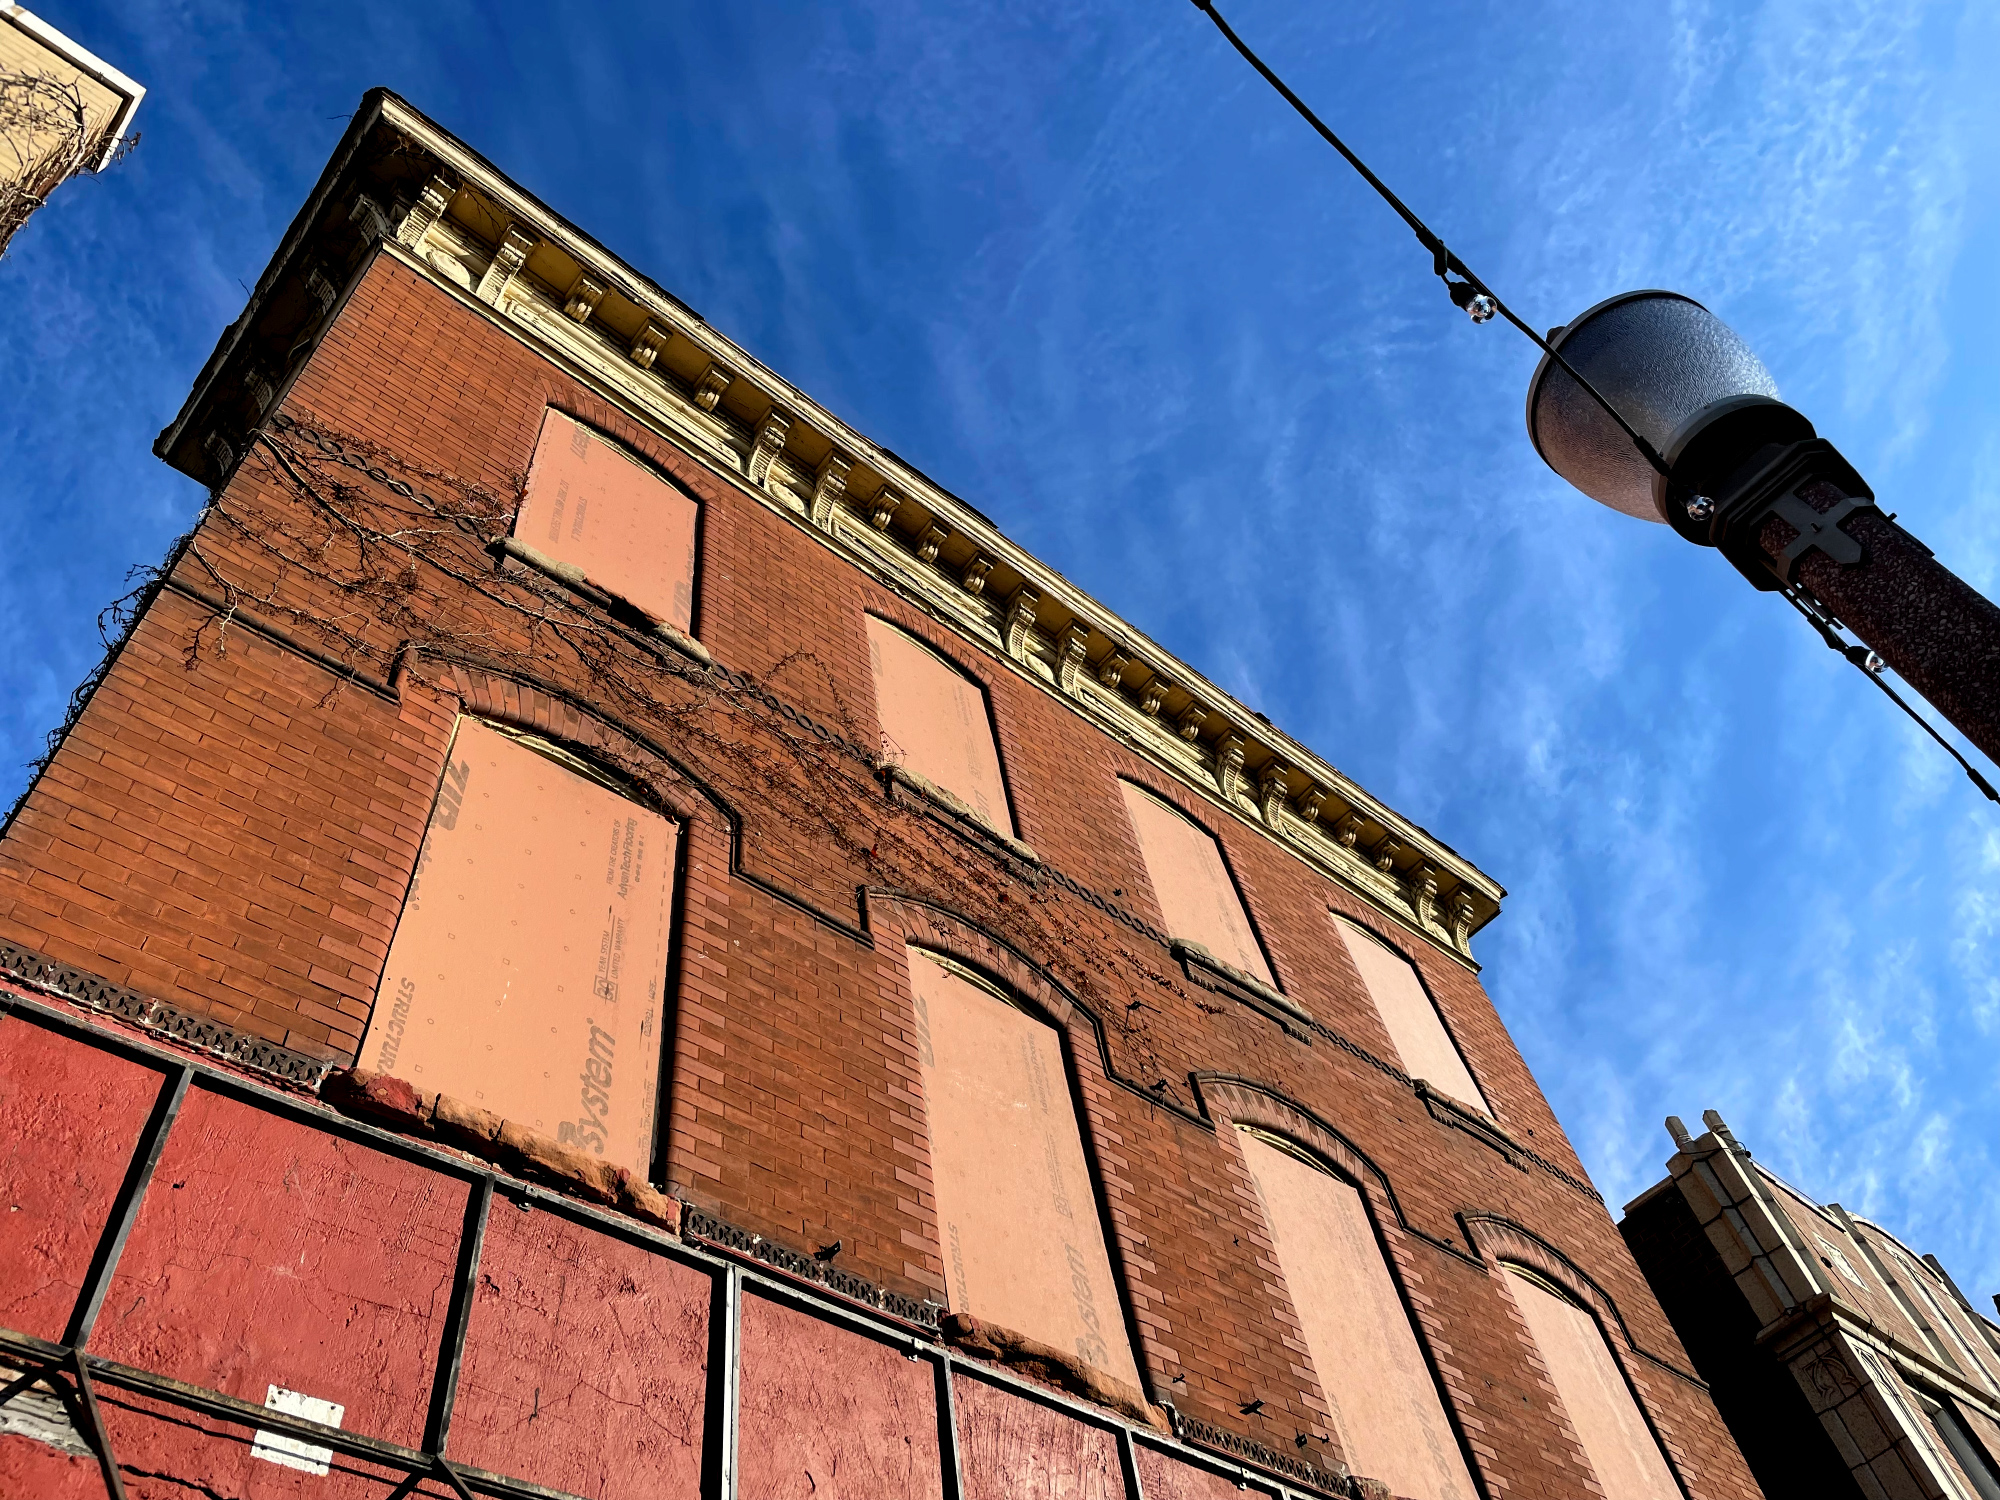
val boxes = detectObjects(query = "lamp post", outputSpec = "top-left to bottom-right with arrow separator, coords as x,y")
1526,291 -> 2000,771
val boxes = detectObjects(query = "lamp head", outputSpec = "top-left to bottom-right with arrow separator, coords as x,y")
1526,291 -> 1794,523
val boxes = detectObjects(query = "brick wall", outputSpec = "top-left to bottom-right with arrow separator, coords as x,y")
0,250 -> 1764,1498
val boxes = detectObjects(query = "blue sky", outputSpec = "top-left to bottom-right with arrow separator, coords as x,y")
4,1 -> 1997,1294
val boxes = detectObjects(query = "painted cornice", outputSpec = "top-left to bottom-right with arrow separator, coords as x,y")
156,89 -> 1505,966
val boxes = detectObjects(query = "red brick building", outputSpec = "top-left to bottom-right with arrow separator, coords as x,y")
0,92 -> 1767,1500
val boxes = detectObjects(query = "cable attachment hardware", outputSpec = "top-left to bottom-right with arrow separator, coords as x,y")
1446,278 -> 1497,324
1428,242 -> 1496,323
1778,583 -> 2000,805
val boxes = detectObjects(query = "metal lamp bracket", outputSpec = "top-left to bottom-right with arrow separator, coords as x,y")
1709,439 -> 1879,591
1766,490 -> 1870,585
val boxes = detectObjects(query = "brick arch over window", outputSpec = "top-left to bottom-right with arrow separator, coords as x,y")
1194,1077 -> 1399,1220
1464,1216 -> 1696,1500
864,893 -> 1149,1401
415,653 -> 871,945
438,662 -> 709,826
1184,1080 -> 1488,1500
865,890 -> 1092,1041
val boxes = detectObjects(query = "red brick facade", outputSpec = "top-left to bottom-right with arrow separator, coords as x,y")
0,95 -> 1765,1500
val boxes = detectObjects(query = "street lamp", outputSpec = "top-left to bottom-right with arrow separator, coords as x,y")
1186,0 -> 2000,796
1526,290 -> 2000,775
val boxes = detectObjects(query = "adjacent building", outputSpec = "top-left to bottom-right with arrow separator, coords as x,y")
0,4 -> 142,256
1623,1112 -> 2000,1499
2,90 -> 1768,1499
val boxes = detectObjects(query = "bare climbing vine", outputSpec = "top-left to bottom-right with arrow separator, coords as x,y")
0,71 -> 132,256
186,412 -> 1196,1095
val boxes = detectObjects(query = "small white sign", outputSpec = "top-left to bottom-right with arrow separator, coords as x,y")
250,1384 -> 345,1475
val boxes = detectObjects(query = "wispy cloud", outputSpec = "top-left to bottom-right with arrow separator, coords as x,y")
1,0 -> 1995,1294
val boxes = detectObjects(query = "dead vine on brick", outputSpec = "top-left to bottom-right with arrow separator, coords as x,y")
184,412 -> 1197,1094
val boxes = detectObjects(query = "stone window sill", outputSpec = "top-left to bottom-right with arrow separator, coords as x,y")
493,537 -> 712,667
1172,940 -> 1313,1043
881,763 -> 1042,880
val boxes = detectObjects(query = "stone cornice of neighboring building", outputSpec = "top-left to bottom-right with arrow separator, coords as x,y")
0,4 -> 145,169
155,88 -> 1506,968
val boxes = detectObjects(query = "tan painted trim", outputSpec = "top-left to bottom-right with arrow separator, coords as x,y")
0,4 -> 144,167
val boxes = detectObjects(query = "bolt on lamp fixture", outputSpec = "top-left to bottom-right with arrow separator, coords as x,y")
1526,291 -> 2000,781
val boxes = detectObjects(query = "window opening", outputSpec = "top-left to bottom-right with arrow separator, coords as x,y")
515,408 -> 699,633
360,716 -> 675,1175
1233,1127 -> 1474,1500
1887,1242 -> 2000,1394
1503,1265 -> 1679,1500
1918,1391 -> 2000,1500
906,946 -> 1138,1388
1332,915 -> 1486,1114
1117,781 -> 1271,984
865,617 -> 1014,835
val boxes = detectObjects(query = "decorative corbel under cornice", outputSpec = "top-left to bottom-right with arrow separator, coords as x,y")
305,267 -> 338,316
241,364 -> 276,416
1293,784 -> 1326,825
1176,703 -> 1209,743
475,223 -> 536,305
1258,762 -> 1291,829
349,193 -> 391,246
1215,734 -> 1247,801
628,320 -> 670,371
1333,812 -> 1364,849
692,361 -> 735,412
916,523 -> 948,564
1372,836 -> 1402,873
1449,886 -> 1477,951
395,171 -> 456,249
867,487 -> 900,532
1139,676 -> 1172,718
747,409 -> 792,487
564,271 -> 607,323
1004,587 -> 1041,662
1097,649 -> 1129,690
1056,623 -> 1091,696
1405,863 -> 1439,928
961,555 -> 993,597
811,453 -> 853,531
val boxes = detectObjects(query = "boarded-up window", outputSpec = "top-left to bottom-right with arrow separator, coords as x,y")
515,409 -> 699,633
1235,1129 -> 1475,1500
866,617 -> 1013,835
1333,916 -> 1486,1114
908,948 -> 1139,1390
360,717 -> 674,1175
1505,1267 -> 1679,1500
1118,781 -> 1271,984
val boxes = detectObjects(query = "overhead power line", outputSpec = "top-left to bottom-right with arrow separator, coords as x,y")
1187,0 -> 2000,806
1187,0 -> 1665,472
